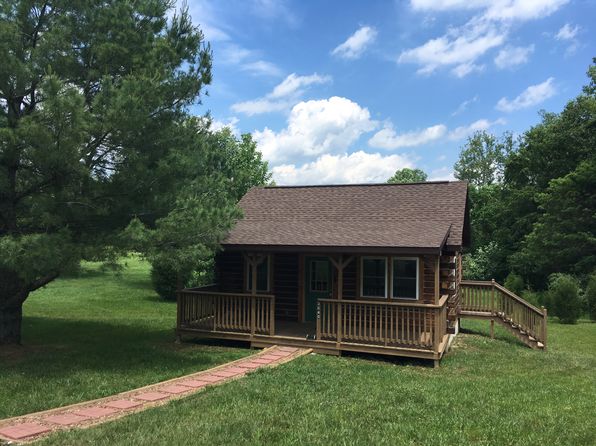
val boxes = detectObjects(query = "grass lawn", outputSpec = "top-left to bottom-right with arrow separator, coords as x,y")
0,257 -> 250,419
2,259 -> 595,445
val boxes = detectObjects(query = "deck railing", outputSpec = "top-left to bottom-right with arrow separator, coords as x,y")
461,280 -> 547,345
316,295 -> 449,353
177,288 -> 275,336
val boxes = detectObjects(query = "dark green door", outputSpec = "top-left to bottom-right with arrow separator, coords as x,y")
305,257 -> 332,322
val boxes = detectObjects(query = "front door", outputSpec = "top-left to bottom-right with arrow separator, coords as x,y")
305,257 -> 332,322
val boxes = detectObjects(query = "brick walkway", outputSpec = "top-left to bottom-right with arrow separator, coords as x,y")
0,346 -> 310,443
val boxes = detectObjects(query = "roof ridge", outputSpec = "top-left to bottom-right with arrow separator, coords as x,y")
262,180 -> 466,189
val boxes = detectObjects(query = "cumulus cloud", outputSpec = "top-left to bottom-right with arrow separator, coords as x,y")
240,60 -> 283,77
397,20 -> 505,76
401,0 -> 569,76
253,96 -> 377,164
411,0 -> 569,21
554,23 -> 581,55
210,117 -> 240,135
428,166 -> 456,181
494,44 -> 534,69
368,118 -> 505,149
447,118 -> 506,140
368,124 -> 447,149
555,23 -> 580,40
496,77 -> 556,112
452,95 -> 479,116
331,26 -> 378,60
272,151 -> 414,185
232,73 -> 331,116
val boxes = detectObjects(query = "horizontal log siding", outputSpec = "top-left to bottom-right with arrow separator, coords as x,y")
215,251 -> 244,293
341,258 -> 358,299
422,255 -> 436,304
273,253 -> 299,320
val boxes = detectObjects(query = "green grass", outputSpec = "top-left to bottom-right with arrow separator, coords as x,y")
2,259 -> 595,445
0,257 -> 249,419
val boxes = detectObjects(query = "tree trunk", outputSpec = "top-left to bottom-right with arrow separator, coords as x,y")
0,304 -> 23,345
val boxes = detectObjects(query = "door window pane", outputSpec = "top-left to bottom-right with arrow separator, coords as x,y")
392,258 -> 418,299
362,258 -> 386,297
310,260 -> 329,292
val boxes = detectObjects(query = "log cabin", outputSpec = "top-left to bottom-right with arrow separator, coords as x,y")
176,181 -> 547,366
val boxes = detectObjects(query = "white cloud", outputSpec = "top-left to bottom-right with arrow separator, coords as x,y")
494,44 -> 534,69
411,0 -> 569,21
272,151 -> 414,185
452,95 -> 479,116
269,73 -> 332,98
554,23 -> 581,55
253,96 -> 377,164
496,77 -> 556,112
555,23 -> 579,40
402,0 -> 569,76
232,73 -> 331,116
181,0 -> 231,42
452,62 -> 485,78
428,166 -> 456,181
250,0 -> 299,27
369,124 -> 447,149
398,20 -> 506,76
331,26 -> 378,60
240,60 -> 283,77
210,117 -> 240,135
448,118 -> 506,140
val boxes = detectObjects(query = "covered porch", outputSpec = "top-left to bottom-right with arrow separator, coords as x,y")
176,251 -> 455,364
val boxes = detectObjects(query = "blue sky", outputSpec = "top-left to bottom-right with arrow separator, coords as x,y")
182,0 -> 595,185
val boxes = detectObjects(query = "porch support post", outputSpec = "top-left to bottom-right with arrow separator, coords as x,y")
330,255 -> 354,348
434,256 -> 440,305
247,253 -> 266,339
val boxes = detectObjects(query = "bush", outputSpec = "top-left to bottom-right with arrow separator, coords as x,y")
549,274 -> 582,324
521,290 -> 546,308
504,273 -> 525,296
150,261 -> 190,301
585,274 -> 596,321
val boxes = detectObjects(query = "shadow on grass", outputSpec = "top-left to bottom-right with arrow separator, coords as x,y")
459,320 -> 528,349
4,316 -> 244,377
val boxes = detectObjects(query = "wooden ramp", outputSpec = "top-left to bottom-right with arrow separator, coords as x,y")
460,280 -> 547,350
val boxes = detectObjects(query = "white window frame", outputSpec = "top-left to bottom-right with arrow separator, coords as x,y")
360,256 -> 388,299
246,255 -> 270,292
391,256 -> 419,300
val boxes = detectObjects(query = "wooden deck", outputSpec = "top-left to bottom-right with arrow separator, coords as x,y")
176,289 -> 451,364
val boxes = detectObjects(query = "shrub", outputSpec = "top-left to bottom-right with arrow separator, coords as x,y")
521,290 -> 546,308
585,274 -> 596,321
150,261 -> 190,301
504,273 -> 525,296
548,274 -> 582,324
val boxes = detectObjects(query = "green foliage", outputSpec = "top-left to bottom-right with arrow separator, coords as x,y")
462,242 -> 500,280
585,273 -> 596,321
454,131 -> 514,186
387,168 -> 427,183
150,260 -> 189,301
0,0 -> 214,336
504,273 -> 524,296
548,274 -> 582,324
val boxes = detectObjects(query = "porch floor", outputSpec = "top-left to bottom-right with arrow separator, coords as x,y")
275,320 -> 316,339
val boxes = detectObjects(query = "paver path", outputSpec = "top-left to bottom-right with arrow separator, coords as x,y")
0,346 -> 310,443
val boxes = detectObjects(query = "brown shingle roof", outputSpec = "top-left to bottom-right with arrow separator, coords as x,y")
223,181 -> 469,252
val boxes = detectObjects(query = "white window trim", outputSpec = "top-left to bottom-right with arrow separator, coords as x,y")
246,255 -> 270,292
391,256 -> 419,300
360,256 -> 388,299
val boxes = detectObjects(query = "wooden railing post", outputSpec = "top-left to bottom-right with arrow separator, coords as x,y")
433,307 -> 441,354
175,291 -> 183,343
270,297 -> 275,336
542,306 -> 548,350
316,300 -> 321,339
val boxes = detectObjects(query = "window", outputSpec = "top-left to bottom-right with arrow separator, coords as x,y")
310,260 -> 330,292
246,256 -> 269,292
361,257 -> 387,298
392,257 -> 418,300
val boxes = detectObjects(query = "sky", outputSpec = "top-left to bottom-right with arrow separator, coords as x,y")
180,0 -> 595,185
